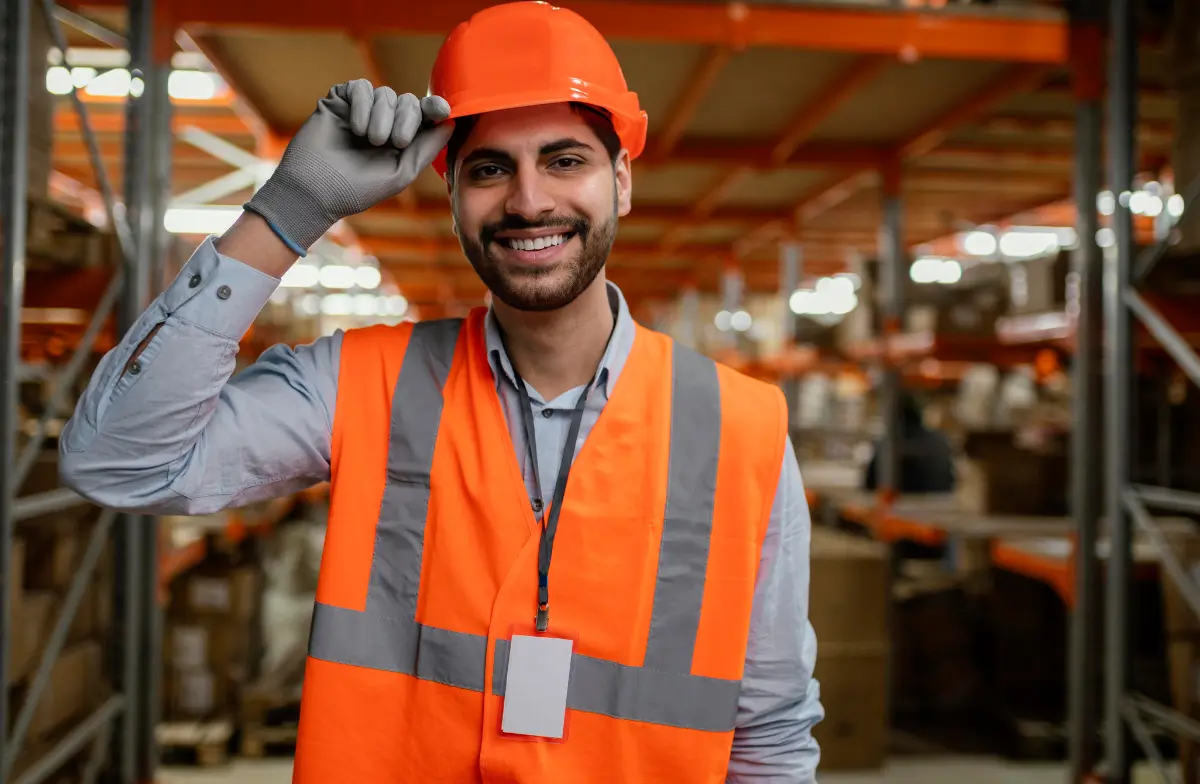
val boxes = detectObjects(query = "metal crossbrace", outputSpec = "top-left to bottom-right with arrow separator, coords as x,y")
1,509 -> 117,778
51,4 -> 125,48
1135,173 -> 1200,283
1124,489 -> 1200,622
1121,695 -> 1181,784
10,696 -> 124,784
1134,484 -> 1200,517
1132,692 -> 1200,744
14,268 -> 126,488
13,487 -> 86,522
79,715 -> 112,784
1124,290 -> 1200,391
38,0 -> 133,260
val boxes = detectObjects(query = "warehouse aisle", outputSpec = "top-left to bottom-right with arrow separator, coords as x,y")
158,758 -> 1172,783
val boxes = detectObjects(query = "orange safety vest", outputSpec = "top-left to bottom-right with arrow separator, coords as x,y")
293,308 -> 787,783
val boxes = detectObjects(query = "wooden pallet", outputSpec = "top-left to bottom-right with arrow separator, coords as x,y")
156,720 -> 233,766
239,685 -> 301,758
240,723 -> 298,758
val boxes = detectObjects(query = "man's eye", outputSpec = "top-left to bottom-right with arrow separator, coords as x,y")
471,164 -> 505,179
551,157 -> 583,170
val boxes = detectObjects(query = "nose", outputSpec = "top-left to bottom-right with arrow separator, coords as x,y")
503,167 -> 556,221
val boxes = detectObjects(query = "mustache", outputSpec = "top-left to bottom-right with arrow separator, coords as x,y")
481,214 -> 591,247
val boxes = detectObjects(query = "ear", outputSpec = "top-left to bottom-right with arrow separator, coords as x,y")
613,149 -> 632,217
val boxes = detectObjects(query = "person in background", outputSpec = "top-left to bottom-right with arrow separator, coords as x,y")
59,3 -> 822,781
863,392 -> 957,493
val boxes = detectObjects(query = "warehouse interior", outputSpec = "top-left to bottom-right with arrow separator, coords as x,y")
3,0 -> 1200,781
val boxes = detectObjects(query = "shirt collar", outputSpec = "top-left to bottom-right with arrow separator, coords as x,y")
485,281 -> 636,404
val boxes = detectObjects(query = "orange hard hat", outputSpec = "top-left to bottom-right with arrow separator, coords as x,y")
428,1 -> 648,178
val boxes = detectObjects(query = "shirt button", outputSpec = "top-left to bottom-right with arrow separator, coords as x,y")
531,498 -> 544,513
216,285 -> 232,300
188,274 -> 202,288
129,360 -> 142,375
541,408 -> 553,418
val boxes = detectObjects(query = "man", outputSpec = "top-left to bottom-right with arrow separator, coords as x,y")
61,2 -> 822,781
863,393 -> 956,494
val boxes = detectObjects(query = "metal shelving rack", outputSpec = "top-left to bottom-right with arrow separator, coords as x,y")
0,0 -> 171,781
1099,0 -> 1200,777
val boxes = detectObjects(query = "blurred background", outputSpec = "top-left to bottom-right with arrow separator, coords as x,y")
2,0 -> 1199,781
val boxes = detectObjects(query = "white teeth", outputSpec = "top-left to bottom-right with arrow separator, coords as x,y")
506,234 -> 567,251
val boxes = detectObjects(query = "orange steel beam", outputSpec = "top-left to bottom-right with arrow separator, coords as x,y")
176,29 -> 273,143
899,63 -> 1052,159
652,45 -> 736,160
74,0 -> 1069,64
55,106 -> 251,136
770,55 -> 889,165
668,54 -> 886,248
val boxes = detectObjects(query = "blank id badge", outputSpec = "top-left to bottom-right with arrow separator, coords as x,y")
500,625 -> 575,741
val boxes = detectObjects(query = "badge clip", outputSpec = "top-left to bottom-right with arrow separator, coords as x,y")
535,604 -> 549,633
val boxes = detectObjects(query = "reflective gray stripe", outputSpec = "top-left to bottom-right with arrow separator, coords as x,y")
492,640 -> 740,732
644,343 -> 721,672
309,320 -> 482,691
370,319 -> 463,619
311,603 -> 488,692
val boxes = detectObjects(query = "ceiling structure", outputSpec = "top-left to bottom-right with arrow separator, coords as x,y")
53,0 -> 1176,318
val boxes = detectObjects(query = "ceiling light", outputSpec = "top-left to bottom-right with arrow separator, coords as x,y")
355,266 -> 382,290
163,206 -> 241,234
281,263 -> 320,288
961,231 -> 998,256
318,265 -> 357,289
730,310 -> 752,332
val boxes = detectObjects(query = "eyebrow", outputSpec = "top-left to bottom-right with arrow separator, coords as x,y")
461,137 -> 597,168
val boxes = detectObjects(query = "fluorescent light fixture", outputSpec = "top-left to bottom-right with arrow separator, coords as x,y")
168,70 -> 219,101
961,230 -> 998,256
318,265 -> 357,289
354,293 -> 380,316
714,310 -> 733,332
937,259 -> 963,284
355,266 -> 382,290
730,310 -> 752,332
909,257 -> 945,284
164,206 -> 241,234
1097,190 -> 1115,216
1096,227 -> 1115,248
997,230 -> 1061,259
1169,193 -> 1185,218
281,263 -> 320,288
382,295 -> 409,317
320,294 -> 354,316
84,68 -> 132,97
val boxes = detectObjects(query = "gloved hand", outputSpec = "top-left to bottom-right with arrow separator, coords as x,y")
245,79 -> 453,254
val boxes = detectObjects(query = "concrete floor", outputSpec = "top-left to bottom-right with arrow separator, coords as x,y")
158,757 -> 1171,783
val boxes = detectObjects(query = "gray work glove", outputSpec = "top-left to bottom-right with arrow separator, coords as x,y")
246,79 -> 453,253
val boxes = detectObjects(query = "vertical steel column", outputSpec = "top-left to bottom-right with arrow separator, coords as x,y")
0,0 -> 30,765
1067,9 -> 1105,780
136,26 -> 172,778
1104,0 -> 1137,773
779,240 -> 802,419
108,0 -> 156,779
878,163 -> 904,496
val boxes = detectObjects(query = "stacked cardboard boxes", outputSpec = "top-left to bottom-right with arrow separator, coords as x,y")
808,528 -> 891,770
162,558 -> 262,722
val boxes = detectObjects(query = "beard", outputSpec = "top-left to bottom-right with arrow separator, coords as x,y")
454,196 -> 618,313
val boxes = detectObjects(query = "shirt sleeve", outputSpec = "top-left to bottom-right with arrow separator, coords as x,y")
59,236 -> 341,515
728,435 -> 824,782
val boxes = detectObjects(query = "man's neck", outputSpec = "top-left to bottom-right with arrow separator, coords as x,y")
494,275 -> 615,402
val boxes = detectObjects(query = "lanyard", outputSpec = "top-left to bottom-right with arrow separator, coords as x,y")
509,364 -> 593,633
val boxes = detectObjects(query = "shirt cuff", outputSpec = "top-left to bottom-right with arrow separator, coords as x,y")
163,235 -> 281,340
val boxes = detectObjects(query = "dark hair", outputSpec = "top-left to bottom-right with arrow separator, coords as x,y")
444,102 -> 622,188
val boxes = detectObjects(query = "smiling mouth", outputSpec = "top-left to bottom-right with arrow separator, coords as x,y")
499,232 -> 576,252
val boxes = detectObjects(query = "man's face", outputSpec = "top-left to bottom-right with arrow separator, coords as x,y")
449,104 -> 632,312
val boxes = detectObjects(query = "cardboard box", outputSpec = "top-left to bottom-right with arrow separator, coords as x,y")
9,591 -> 55,686
809,528 -> 890,648
812,646 -> 890,771
163,667 -> 232,720
165,621 -> 252,677
8,535 -> 24,621
180,568 -> 261,620
21,640 -> 103,739
955,430 -> 1068,516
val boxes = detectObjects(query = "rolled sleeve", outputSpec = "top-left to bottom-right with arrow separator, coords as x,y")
728,436 -> 823,782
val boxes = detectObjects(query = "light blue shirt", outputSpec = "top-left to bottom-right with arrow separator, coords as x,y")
59,236 -> 823,781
